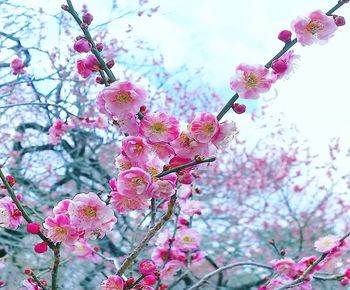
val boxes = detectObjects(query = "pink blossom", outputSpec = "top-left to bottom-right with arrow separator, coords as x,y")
182,200 -> 203,216
140,112 -> 180,143
70,238 -> 101,263
53,199 -> 71,216
139,259 -> 157,275
271,50 -> 299,80
230,64 -> 273,99
160,260 -> 182,281
212,120 -> 238,149
10,58 -> 26,75
0,197 -> 23,230
97,81 -> 147,118
292,10 -> 338,46
110,191 -> 148,214
271,258 -> 297,279
171,131 -> 210,159
152,174 -> 177,199
150,142 -> 175,160
190,112 -> 219,144
113,113 -> 140,136
117,167 -> 152,197
314,235 -> 339,253
48,119 -> 74,145
175,228 -> 201,251
43,214 -> 79,245
68,192 -> 117,238
100,275 -> 124,290
77,54 -> 101,78
115,155 -> 134,171
73,38 -> 92,53
122,136 -> 151,163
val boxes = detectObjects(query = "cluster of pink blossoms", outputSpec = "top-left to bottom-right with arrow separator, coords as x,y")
95,80 -> 237,213
48,119 -> 74,145
230,10 -> 344,100
43,192 -> 117,245
10,58 -> 26,75
262,235 -> 349,289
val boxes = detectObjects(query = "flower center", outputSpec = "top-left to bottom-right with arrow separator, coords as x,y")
245,74 -> 259,88
306,20 -> 322,35
83,206 -> 97,218
203,123 -> 215,135
134,144 -> 143,153
183,236 -> 193,243
116,91 -> 132,104
132,177 -> 145,186
55,227 -> 67,237
151,122 -> 166,134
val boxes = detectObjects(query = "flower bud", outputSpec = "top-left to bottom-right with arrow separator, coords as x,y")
334,15 -> 346,26
138,260 -> 157,275
80,23 -> 89,30
232,103 -> 246,114
96,43 -> 104,52
82,12 -> 93,25
34,242 -> 48,254
340,277 -> 349,286
106,59 -> 115,69
61,4 -> 69,11
278,30 -> 292,43
24,268 -> 33,276
26,223 -> 41,234
73,38 -> 92,53
271,59 -> 288,74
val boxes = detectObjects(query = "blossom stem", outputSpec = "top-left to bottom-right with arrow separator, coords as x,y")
156,157 -> 216,178
188,262 -> 273,290
31,272 -> 49,290
275,231 -> 350,290
117,194 -> 177,276
0,167 -> 54,248
216,1 -> 345,122
51,243 -> 61,290
65,0 -> 116,82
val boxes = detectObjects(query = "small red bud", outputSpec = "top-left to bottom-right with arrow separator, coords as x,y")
61,4 -> 69,11
96,76 -> 104,84
24,268 -> 33,276
106,59 -> 115,68
82,12 -> 94,25
140,105 -> 147,114
12,209 -> 22,217
271,59 -> 288,74
80,23 -> 89,30
232,103 -> 246,114
278,30 -> 292,43
268,240 -> 275,246
125,277 -> 135,287
6,175 -> 15,187
34,242 -> 48,254
26,223 -> 41,234
280,249 -> 286,256
344,267 -> 350,278
40,279 -> 48,286
334,15 -> 346,26
96,43 -> 104,52
340,277 -> 349,286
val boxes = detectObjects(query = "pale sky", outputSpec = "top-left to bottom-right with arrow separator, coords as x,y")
12,0 -> 350,159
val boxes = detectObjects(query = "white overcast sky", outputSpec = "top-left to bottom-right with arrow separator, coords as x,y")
18,0 -> 350,158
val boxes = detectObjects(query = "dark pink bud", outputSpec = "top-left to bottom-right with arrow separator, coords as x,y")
232,103 -> 246,114
12,209 -> 22,217
24,268 -> 33,276
179,217 -> 189,226
34,242 -> 48,254
61,4 -> 69,11
271,59 -> 288,74
96,43 -> 104,52
138,260 -> 157,275
85,54 -> 102,72
340,277 -> 349,286
143,274 -> 157,286
0,280 -> 5,287
341,0 -> 349,3
73,38 -> 92,53
6,175 -> 15,187
334,15 -> 346,26
77,59 -> 92,78
278,30 -> 292,43
344,267 -> 350,278
95,76 -> 104,84
106,59 -> 115,68
82,12 -> 93,25
125,277 -> 135,288
280,249 -> 286,256
26,222 -> 41,234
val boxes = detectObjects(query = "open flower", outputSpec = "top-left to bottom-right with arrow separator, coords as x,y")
292,10 -> 337,46
230,64 -> 273,99
314,235 -> 339,253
